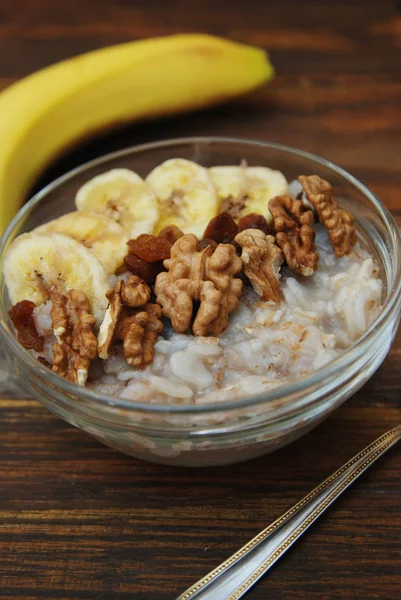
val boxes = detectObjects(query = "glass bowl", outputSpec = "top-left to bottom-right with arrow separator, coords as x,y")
1,138 -> 400,467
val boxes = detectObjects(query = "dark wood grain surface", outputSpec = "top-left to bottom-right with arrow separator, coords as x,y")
1,1 -> 401,598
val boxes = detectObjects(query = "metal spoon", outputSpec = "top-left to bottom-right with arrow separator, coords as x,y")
177,425 -> 401,600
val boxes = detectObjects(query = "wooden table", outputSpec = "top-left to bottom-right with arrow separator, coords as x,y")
1,1 -> 401,598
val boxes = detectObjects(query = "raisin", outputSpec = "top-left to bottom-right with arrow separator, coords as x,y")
37,356 -> 51,368
158,225 -> 184,245
124,227 -> 183,283
127,234 -> 172,262
238,213 -> 273,235
124,254 -> 163,283
203,212 -> 238,244
9,299 -> 36,328
197,238 -> 218,252
9,300 -> 44,352
17,329 -> 43,351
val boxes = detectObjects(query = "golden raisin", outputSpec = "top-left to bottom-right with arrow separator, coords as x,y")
158,225 -> 184,245
125,227 -> 184,281
127,234 -> 172,262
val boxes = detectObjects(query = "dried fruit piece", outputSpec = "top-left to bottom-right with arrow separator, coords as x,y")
9,300 -> 44,352
238,213 -> 272,235
127,234 -> 172,262
155,234 -> 243,336
269,196 -> 318,276
299,175 -> 356,257
9,299 -> 36,329
203,212 -> 238,244
158,225 -> 184,244
124,227 -> 184,283
124,254 -> 162,283
37,356 -> 51,368
235,229 -> 284,303
17,328 -> 44,352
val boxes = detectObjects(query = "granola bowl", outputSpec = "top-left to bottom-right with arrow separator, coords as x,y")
1,137 -> 400,467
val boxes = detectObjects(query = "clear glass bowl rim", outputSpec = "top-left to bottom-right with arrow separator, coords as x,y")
1,136 -> 400,416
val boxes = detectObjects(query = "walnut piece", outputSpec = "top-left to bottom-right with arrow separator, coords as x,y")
235,229 -> 284,303
155,234 -> 243,336
119,274 -> 151,307
299,175 -> 356,257
116,304 -> 163,367
51,289 -> 98,386
97,276 -> 150,358
269,195 -> 318,276
98,276 -> 162,368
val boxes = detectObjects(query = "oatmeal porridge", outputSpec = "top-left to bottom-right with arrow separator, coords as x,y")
4,160 -> 382,405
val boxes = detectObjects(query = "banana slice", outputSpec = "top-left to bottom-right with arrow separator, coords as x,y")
3,232 -> 110,325
209,165 -> 288,222
146,159 -> 219,238
34,211 -> 128,275
75,168 -> 159,238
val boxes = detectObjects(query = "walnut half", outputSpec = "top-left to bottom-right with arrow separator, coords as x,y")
235,229 -> 284,303
299,175 -> 356,257
50,289 -> 98,386
115,303 -> 163,368
155,234 -> 243,336
269,195 -> 318,276
98,275 -> 163,368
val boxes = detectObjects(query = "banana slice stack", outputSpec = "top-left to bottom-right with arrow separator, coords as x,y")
145,159 -> 288,236
3,167 -> 161,324
3,159 -> 289,333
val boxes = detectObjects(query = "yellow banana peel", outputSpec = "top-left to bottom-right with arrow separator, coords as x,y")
0,34 -> 274,234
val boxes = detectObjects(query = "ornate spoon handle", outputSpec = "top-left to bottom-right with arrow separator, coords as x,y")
177,425 -> 401,600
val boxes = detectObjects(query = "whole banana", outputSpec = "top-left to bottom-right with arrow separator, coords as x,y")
0,34 -> 273,234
